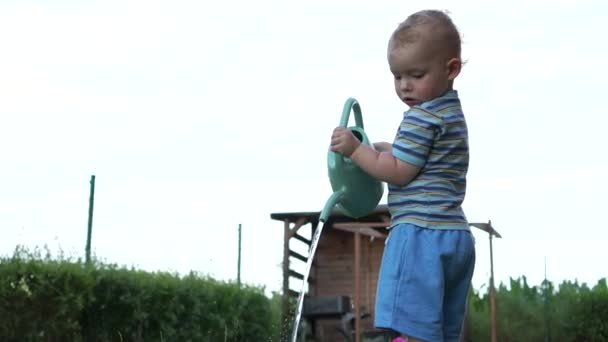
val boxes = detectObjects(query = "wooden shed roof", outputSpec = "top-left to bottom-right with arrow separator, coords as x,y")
270,204 -> 390,224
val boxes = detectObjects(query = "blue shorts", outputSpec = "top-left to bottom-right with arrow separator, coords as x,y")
374,223 -> 475,342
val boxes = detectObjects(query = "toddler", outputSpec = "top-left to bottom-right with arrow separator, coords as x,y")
330,9 -> 475,342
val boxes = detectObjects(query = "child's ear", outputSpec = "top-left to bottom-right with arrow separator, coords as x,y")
446,58 -> 462,81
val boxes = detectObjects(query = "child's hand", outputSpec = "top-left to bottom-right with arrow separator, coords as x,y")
330,127 -> 361,157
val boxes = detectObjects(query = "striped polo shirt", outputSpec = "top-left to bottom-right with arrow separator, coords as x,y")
389,89 -> 469,230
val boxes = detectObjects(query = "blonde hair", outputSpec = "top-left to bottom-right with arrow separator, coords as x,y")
389,10 -> 462,59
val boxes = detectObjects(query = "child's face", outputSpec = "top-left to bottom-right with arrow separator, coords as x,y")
388,41 -> 459,107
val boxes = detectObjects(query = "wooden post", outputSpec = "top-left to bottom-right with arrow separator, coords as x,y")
237,223 -> 242,287
489,233 -> 497,342
354,231 -> 361,342
543,257 -> 551,342
85,175 -> 95,264
468,220 -> 502,342
283,219 -> 290,322
460,299 -> 470,342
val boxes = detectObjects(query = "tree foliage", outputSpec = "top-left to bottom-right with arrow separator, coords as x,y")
467,276 -> 608,341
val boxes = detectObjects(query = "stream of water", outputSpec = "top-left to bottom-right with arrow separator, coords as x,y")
289,219 -> 328,342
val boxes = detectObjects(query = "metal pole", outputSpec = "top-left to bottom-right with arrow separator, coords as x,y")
489,233 -> 497,342
544,257 -> 551,342
237,223 -> 242,286
85,175 -> 96,264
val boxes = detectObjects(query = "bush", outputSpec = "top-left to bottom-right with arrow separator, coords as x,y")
0,246 -> 278,341
467,276 -> 608,342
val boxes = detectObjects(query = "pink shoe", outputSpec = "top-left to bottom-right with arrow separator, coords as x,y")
392,337 -> 408,342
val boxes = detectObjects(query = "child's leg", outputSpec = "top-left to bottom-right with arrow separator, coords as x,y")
442,231 -> 476,342
374,224 -> 444,341
375,224 -> 475,342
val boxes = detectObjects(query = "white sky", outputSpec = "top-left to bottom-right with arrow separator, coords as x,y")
1,0 -> 607,296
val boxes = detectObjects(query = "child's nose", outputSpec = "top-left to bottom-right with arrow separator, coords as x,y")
400,78 -> 412,92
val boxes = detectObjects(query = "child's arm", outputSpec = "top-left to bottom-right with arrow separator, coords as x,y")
373,142 -> 393,153
350,143 -> 420,186
331,128 -> 420,186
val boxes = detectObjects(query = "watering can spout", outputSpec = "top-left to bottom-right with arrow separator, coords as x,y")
320,190 -> 344,222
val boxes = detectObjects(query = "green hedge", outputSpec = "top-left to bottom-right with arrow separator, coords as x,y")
4,246 -> 606,342
0,246 -> 281,341
467,276 -> 608,341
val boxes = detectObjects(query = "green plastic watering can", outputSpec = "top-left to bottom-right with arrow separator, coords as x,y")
319,98 -> 384,222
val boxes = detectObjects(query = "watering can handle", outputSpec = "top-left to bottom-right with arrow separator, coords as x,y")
340,98 -> 364,129
332,97 -> 364,167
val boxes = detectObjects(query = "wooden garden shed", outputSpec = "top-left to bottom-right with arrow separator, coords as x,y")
270,205 -> 391,341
